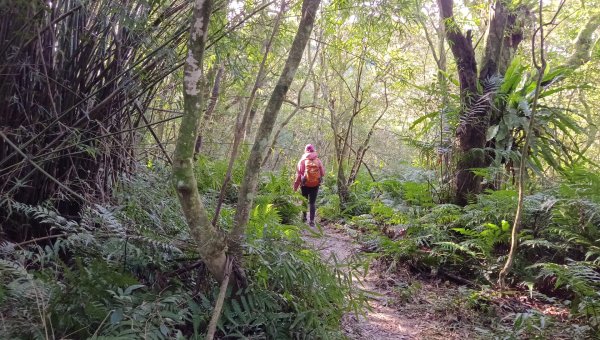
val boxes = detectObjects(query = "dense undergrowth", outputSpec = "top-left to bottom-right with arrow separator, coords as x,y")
0,157 -> 363,339
316,166 -> 600,338
2,153 -> 599,338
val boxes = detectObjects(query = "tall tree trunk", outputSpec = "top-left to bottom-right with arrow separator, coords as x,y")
336,148 -> 350,207
244,106 -> 258,143
173,0 -> 227,283
439,0 -> 478,205
567,14 -> 600,68
322,85 -> 350,208
261,39 -> 321,167
326,46 -> 366,208
439,0 -> 523,205
230,0 -> 321,253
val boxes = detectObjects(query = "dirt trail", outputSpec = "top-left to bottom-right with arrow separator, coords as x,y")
303,223 -> 578,340
303,224 -> 428,339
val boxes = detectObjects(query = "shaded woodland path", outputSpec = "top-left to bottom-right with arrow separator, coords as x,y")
302,223 -> 478,340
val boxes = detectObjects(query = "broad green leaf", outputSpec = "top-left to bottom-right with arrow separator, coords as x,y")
160,324 -> 169,336
110,309 -> 124,324
503,113 -> 521,129
409,110 -> 439,130
486,124 -> 499,141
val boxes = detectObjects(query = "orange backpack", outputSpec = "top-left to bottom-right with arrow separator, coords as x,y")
303,158 -> 321,187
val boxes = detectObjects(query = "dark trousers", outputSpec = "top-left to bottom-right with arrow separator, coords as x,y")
300,185 -> 319,222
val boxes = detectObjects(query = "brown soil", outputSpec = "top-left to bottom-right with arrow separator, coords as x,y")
302,223 -> 478,340
302,222 -> 584,340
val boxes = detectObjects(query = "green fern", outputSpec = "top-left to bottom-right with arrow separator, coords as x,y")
532,261 -> 600,327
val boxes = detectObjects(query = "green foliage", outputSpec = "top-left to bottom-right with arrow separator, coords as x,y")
318,173 -> 373,219
255,171 -> 303,225
400,181 -> 434,207
361,166 -> 600,334
320,174 -> 436,221
393,281 -> 422,305
0,196 -> 191,339
451,220 -> 511,257
509,310 -> 553,339
344,175 -> 378,216
491,57 -> 590,172
373,178 -> 404,199
559,166 -> 600,203
419,203 -> 463,225
210,203 -> 365,338
459,189 -> 518,227
0,167 -> 360,338
534,261 -> 600,329
115,166 -> 188,235
195,153 -> 247,202
318,191 -> 343,221
370,201 -> 407,225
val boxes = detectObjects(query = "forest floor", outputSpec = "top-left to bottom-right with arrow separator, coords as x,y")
302,223 -> 476,339
302,222 -> 577,340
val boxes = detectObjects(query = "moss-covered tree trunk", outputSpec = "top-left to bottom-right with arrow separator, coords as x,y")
567,14 -> 600,68
173,0 -> 227,283
194,64 -> 224,158
230,0 -> 321,252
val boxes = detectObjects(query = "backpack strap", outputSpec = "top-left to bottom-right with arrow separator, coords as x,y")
303,158 -> 309,176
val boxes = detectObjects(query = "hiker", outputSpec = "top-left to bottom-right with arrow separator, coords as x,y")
293,144 -> 325,227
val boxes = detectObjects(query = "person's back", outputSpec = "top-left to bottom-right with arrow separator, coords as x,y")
293,144 -> 324,227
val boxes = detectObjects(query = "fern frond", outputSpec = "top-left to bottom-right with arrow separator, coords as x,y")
457,75 -> 502,135
94,204 -> 125,235
0,258 -> 28,278
434,241 -> 479,258
521,239 -> 561,250
128,235 -> 183,255
10,201 -> 78,230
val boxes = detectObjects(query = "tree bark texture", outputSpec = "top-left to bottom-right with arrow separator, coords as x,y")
439,0 -> 523,205
438,0 -> 477,108
478,2 -> 523,82
195,64 -> 224,157
439,0 -> 480,205
230,0 -> 321,252
567,14 -> 600,68
173,0 -> 227,283
261,39 -> 321,167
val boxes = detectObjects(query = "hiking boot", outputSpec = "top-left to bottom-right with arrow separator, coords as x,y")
309,220 -> 315,228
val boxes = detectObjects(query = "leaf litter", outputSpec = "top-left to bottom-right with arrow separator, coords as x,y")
302,223 -> 581,340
